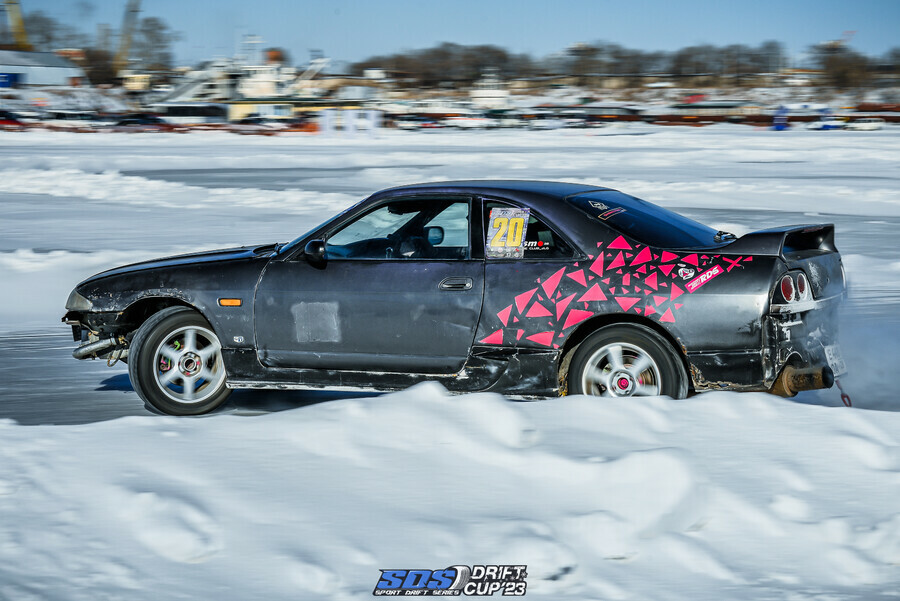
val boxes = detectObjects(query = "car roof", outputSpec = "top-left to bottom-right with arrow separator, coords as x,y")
374,180 -> 614,200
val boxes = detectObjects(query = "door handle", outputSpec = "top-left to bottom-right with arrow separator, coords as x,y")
439,277 -> 474,291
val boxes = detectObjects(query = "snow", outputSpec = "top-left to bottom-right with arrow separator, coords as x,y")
0,385 -> 898,599
1,125 -> 899,598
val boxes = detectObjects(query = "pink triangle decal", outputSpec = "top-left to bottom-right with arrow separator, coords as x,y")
659,264 -> 675,276
644,305 -> 657,315
563,309 -> 594,329
615,297 -> 641,312
589,253 -> 604,276
660,308 -> 675,323
637,265 -> 648,274
608,235 -> 632,250
653,295 -> 668,306
622,273 -> 631,286
645,271 -> 658,290
513,316 -> 519,323
480,330 -> 503,344
602,278 -> 610,284
682,254 -> 699,266
630,246 -> 653,267
497,305 -> 512,326
515,288 -> 536,313
675,303 -> 683,309
609,253 -> 625,269
526,303 -> 552,318
516,329 -> 524,340
578,283 -> 608,302
556,293 -> 577,319
541,267 -> 566,298
566,270 -> 587,286
670,283 -> 684,301
661,251 -> 678,262
526,331 -> 555,347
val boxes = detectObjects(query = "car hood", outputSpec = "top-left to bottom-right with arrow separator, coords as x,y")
79,243 -> 278,286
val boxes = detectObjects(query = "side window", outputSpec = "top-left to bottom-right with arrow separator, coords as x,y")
484,201 -> 576,259
326,199 -> 470,260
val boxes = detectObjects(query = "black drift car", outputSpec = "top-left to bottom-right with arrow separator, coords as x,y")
64,181 -> 847,415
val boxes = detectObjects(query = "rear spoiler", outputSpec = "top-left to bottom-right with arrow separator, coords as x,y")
721,224 -> 836,257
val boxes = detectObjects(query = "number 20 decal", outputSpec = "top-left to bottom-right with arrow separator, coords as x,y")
486,207 -> 530,259
490,216 -> 526,248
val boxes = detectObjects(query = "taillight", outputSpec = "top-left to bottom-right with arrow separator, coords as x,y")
780,275 -> 795,302
796,272 -> 810,300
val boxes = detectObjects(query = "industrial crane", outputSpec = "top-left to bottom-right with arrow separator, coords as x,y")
112,0 -> 140,76
2,0 -> 32,51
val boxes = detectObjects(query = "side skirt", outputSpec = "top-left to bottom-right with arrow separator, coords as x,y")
222,347 -> 561,396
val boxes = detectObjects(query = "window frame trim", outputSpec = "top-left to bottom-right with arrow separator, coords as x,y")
478,195 -> 585,262
321,194 -> 477,262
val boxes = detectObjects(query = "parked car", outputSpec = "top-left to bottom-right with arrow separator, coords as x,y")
63,181 -> 846,415
843,118 -> 885,131
228,115 -> 287,135
441,114 -> 498,129
39,110 -> 105,130
0,109 -> 25,130
109,114 -> 178,133
806,116 -> 846,131
394,115 -> 444,130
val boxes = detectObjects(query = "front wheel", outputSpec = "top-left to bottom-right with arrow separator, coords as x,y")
128,307 -> 231,415
567,324 -> 688,399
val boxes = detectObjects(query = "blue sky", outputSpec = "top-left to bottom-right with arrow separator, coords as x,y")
24,0 -> 900,67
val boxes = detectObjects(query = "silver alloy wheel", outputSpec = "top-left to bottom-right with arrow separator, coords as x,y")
152,325 -> 226,404
580,342 -> 662,397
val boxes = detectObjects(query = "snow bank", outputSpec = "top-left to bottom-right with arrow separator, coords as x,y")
0,384 -> 897,599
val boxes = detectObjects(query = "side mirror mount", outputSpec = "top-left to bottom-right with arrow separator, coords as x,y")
304,239 -> 327,267
424,226 -> 444,246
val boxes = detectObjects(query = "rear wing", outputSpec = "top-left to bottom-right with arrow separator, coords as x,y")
721,224 -> 836,258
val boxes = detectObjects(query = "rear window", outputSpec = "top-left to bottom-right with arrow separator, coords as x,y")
569,191 -> 719,249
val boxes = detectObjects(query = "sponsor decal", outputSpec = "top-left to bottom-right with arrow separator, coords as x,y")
598,207 -> 626,220
523,240 -> 551,251
373,565 -> 527,596
677,267 -> 695,280
685,264 -> 724,292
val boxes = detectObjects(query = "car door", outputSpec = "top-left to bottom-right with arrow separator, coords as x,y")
474,198 -> 581,349
254,196 -> 484,373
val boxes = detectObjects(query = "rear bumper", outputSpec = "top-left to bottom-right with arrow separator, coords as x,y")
688,293 -> 843,393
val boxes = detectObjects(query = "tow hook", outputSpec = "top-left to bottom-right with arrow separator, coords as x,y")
770,365 -> 835,397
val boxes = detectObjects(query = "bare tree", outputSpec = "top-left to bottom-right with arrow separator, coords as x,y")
810,43 -> 871,89
130,16 -> 180,70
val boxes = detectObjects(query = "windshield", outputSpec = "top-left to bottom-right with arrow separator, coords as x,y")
569,191 -> 720,249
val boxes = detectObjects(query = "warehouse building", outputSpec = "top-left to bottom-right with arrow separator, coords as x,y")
0,50 -> 86,87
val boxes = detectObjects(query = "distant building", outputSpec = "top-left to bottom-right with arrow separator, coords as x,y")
0,50 -> 86,87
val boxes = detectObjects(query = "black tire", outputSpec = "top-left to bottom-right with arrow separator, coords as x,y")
128,306 -> 231,415
567,324 -> 688,399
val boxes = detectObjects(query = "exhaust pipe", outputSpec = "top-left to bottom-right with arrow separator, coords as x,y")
72,336 -> 118,360
771,365 -> 835,397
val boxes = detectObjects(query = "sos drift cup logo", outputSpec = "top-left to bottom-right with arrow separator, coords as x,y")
374,565 -> 527,596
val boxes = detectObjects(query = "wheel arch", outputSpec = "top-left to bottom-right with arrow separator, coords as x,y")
120,297 -> 210,339
557,313 -> 692,394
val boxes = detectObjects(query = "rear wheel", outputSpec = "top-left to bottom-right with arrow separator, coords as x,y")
568,324 -> 687,399
129,307 -> 231,415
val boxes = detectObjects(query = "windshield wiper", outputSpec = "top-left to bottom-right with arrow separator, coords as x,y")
714,230 -> 737,243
